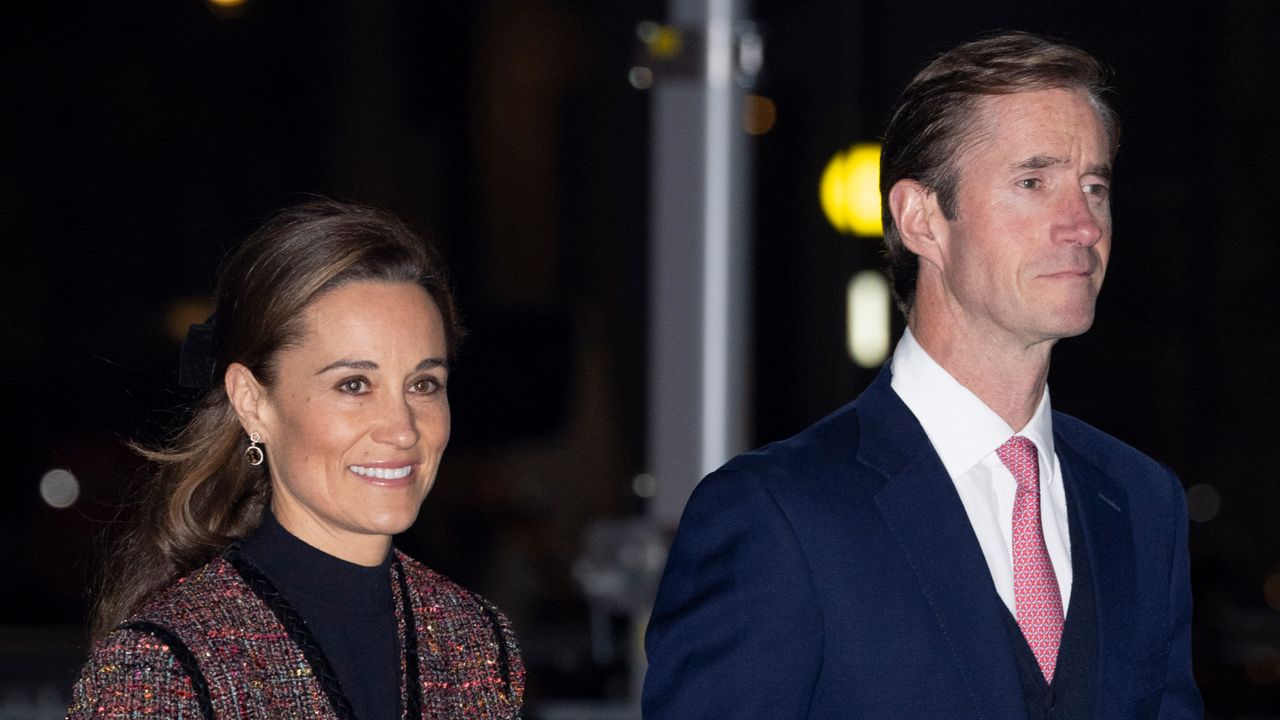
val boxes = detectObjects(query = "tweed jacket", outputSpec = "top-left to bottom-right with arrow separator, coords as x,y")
67,547 -> 523,719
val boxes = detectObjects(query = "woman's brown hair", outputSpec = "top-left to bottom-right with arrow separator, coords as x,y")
90,199 -> 462,639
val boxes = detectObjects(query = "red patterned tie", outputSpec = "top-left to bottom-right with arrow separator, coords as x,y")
997,435 -> 1063,684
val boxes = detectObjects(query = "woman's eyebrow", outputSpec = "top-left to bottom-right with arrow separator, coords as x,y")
315,358 -> 377,375
315,358 -> 447,375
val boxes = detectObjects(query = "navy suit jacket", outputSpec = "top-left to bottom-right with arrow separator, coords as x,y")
643,366 -> 1201,719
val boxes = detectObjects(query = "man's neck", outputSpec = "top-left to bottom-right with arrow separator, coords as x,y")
908,310 -> 1053,432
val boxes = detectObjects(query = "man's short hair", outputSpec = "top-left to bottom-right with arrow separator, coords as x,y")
879,31 -> 1119,313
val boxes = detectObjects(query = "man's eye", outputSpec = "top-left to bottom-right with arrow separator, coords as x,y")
338,378 -> 370,394
1084,183 -> 1110,198
1017,178 -> 1042,189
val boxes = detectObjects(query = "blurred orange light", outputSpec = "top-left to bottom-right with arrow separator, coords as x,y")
1264,571 -> 1280,612
166,297 -> 216,344
743,95 -> 776,135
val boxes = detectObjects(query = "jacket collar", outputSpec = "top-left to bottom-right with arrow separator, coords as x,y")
1053,423 -> 1135,709
855,365 -> 1027,719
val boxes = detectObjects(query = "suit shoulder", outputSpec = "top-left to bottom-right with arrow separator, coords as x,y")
1052,411 -> 1186,518
131,555 -> 252,634
68,563 -> 231,718
710,400 -> 863,488
68,625 -> 206,718
1053,411 -> 1171,475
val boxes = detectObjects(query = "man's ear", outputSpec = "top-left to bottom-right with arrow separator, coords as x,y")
225,362 -> 270,439
887,179 -> 947,271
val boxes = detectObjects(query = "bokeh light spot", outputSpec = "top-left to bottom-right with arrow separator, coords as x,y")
40,468 -> 80,509
743,95 -> 776,135
820,143 -> 883,237
632,473 -> 657,499
846,270 -> 891,368
1263,571 -> 1280,612
166,297 -> 217,344
1186,483 -> 1221,523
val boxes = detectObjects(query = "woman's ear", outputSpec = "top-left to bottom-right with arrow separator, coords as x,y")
887,179 -> 947,271
225,362 -> 269,438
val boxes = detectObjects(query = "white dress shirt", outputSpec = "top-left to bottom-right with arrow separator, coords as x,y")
889,328 -> 1072,614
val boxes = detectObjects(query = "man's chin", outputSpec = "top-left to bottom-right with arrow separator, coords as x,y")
1045,313 -> 1096,340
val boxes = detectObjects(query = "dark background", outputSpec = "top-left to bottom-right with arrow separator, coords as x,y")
3,1 -> 1278,717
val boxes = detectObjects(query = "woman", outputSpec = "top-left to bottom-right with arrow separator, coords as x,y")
68,200 -> 524,719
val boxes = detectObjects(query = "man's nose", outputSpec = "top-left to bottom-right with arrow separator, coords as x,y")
1055,189 -> 1106,247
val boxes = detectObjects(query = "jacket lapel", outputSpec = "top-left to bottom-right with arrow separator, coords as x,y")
1054,426 -> 1136,711
856,368 -> 1026,720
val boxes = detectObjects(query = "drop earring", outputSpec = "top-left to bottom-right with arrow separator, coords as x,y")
245,431 -> 265,466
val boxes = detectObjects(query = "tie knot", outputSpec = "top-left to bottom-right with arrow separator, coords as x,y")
997,435 -> 1039,490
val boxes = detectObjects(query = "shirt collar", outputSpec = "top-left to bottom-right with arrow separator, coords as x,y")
889,328 -> 1056,482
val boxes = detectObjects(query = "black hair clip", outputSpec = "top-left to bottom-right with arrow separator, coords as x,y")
178,315 -> 217,389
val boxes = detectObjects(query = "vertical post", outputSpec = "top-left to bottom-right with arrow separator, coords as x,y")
647,0 -> 753,528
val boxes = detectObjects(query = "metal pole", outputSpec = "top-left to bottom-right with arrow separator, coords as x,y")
647,0 -> 753,527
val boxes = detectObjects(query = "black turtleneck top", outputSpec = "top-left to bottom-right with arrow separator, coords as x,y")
241,512 -> 399,720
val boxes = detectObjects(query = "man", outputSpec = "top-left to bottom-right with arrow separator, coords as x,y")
643,31 -> 1201,719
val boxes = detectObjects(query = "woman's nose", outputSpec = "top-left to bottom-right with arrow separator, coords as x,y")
372,396 -> 420,449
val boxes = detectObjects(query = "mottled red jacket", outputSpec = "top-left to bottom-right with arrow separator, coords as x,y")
67,549 -> 523,719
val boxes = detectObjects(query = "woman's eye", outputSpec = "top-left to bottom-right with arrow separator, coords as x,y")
338,377 -> 370,394
409,377 -> 442,395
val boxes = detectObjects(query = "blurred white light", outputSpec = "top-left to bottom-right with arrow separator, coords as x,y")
636,21 -> 661,43
736,29 -> 764,83
846,270 -> 891,368
632,473 -> 657,499
1186,483 -> 1221,523
40,468 -> 80,509
628,66 -> 654,90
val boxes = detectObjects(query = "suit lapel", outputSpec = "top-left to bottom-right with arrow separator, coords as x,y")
1054,425 -> 1136,711
856,369 -> 1026,720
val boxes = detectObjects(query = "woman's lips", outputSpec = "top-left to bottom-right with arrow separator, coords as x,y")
349,464 -> 416,485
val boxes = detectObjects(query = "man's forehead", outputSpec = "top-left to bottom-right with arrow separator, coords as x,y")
965,89 -> 1110,163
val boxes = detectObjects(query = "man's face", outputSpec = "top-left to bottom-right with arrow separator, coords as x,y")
932,87 -> 1112,349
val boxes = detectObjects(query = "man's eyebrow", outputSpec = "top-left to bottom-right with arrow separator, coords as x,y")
1084,163 -> 1112,180
1013,156 -> 1112,180
314,357 -> 448,375
1014,155 -> 1067,170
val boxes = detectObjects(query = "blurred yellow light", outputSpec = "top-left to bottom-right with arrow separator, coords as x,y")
208,0 -> 246,7
743,95 -> 776,135
640,23 -> 683,60
846,270 -> 891,368
820,143 -> 883,237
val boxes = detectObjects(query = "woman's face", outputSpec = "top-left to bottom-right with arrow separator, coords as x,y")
244,281 -> 451,565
